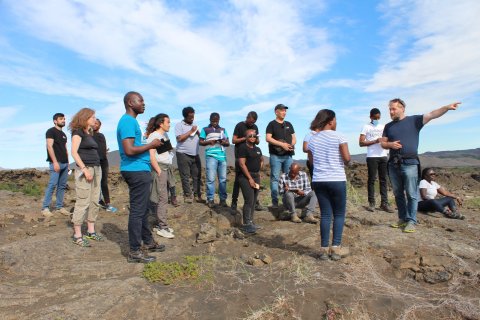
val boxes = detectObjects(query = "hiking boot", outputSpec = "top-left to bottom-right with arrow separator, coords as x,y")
219,200 -> 228,207
271,201 -> 279,209
184,195 -> 193,204
143,241 -> 166,252
291,214 -> 302,223
380,203 -> 394,213
207,200 -> 215,208
128,250 -> 156,263
255,203 -> 266,211
156,228 -> 175,239
230,201 -> 237,211
366,203 -> 375,212
330,246 -> 350,261
303,215 -> 319,224
402,221 -> 416,233
390,219 -> 407,229
170,196 -> 179,207
41,208 -> 53,218
318,247 -> 330,261
241,224 -> 257,234
194,196 -> 206,204
55,207 -> 71,216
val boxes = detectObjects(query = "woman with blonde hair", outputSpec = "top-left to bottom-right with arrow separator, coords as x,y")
69,108 -> 103,246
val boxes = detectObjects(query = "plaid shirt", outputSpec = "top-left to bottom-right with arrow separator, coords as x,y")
279,171 -> 312,196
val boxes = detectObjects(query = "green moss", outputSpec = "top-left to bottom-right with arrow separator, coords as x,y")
0,182 -> 43,197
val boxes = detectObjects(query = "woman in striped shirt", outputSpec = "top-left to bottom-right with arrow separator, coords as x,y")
307,109 -> 351,261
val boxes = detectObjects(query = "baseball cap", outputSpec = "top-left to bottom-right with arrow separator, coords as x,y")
274,104 -> 288,110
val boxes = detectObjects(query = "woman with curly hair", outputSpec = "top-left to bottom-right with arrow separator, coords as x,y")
69,108 -> 103,247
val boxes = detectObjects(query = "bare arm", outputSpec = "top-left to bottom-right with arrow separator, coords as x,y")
291,133 -> 296,147
307,150 -> 313,165
266,133 -> 293,151
46,138 -> 60,172
149,150 -> 162,175
176,125 -> 198,142
239,157 -> 256,188
437,187 -> 462,205
71,135 -> 93,182
339,143 -> 351,165
419,188 -> 428,201
359,134 -> 380,147
122,138 -> 161,156
232,134 -> 245,145
423,102 -> 461,125
380,136 -> 402,150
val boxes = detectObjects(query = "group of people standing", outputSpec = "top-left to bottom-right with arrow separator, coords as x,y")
40,90 -> 461,262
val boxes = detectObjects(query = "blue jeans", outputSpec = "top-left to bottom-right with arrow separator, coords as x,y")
205,156 -> 227,201
121,171 -> 154,252
269,154 -> 293,205
42,162 -> 69,209
388,163 -> 419,223
312,181 -> 346,247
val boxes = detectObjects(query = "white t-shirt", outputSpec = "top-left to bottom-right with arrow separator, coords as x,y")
419,179 -> 440,200
147,131 -> 173,165
360,122 -> 388,158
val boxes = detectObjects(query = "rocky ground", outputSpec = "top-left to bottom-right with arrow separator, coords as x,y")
0,166 -> 479,320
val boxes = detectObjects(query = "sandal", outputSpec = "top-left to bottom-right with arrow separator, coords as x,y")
444,211 -> 465,220
72,236 -> 91,247
85,232 -> 104,241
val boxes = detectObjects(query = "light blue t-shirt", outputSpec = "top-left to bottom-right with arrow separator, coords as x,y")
117,114 -> 151,172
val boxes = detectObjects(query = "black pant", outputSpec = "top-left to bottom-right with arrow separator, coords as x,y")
232,160 -> 240,203
100,159 -> 110,204
418,197 -> 456,213
121,171 -> 153,251
238,173 -> 259,225
306,159 -> 313,180
366,156 -> 388,205
176,152 -> 202,197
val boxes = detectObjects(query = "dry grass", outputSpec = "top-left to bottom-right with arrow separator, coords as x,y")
243,294 -> 300,320
285,253 -> 317,286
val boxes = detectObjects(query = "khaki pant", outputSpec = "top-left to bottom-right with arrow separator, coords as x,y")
72,166 -> 102,226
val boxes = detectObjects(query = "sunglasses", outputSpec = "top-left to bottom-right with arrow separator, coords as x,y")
247,134 -> 257,138
429,173 -> 436,176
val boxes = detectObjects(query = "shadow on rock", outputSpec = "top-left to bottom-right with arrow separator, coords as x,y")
101,223 -> 129,257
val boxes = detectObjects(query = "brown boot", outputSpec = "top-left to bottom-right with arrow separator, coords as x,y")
291,214 -> 302,223
171,196 -> 179,207
318,247 -> 330,260
303,215 -> 318,224
330,246 -> 350,261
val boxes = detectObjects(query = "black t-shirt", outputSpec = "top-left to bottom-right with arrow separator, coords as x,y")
266,120 -> 295,155
45,127 -> 68,163
93,132 -> 107,160
237,143 -> 262,173
72,129 -> 100,166
233,121 -> 259,158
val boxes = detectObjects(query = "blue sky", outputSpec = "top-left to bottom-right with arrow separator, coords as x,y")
1,0 -> 479,169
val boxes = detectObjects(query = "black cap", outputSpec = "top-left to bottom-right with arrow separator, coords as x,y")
274,104 -> 288,110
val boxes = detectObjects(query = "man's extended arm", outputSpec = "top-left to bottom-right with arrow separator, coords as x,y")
423,102 -> 461,125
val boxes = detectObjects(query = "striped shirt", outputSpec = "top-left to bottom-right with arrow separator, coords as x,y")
199,125 -> 229,161
308,130 -> 347,182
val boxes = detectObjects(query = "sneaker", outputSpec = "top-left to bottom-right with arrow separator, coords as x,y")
330,246 -> 350,261
403,221 -> 416,233
41,208 -> 53,218
366,203 -> 375,212
271,202 -> 279,209
255,203 -> 266,211
106,205 -> 118,213
55,207 -> 71,216
318,247 -> 330,261
207,200 -> 215,208
291,214 -> 302,223
380,203 -> 394,213
156,228 -> 175,239
219,200 -> 228,207
194,196 -> 206,204
128,250 -> 156,263
390,219 -> 407,228
303,215 -> 319,224
241,224 -> 257,234
143,241 -> 166,252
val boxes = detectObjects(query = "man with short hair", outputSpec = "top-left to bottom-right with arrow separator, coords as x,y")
231,111 -> 264,211
266,104 -> 296,208
279,163 -> 318,224
41,113 -> 70,217
175,106 -> 204,204
117,91 -> 165,263
93,118 -> 117,212
359,108 -> 393,213
381,98 -> 460,233
199,113 -> 230,208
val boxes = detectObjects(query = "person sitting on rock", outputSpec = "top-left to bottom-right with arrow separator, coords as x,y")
279,163 -> 319,224
418,167 -> 464,219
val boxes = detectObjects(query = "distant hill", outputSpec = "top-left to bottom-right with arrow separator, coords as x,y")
106,147 -> 480,169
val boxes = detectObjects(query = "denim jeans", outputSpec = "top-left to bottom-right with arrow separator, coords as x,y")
121,171 -> 153,251
176,152 -> 202,197
312,181 -> 346,247
388,163 -> 419,223
205,156 -> 227,201
269,154 -> 293,205
418,197 -> 456,214
282,190 -> 317,217
42,162 -> 69,210
366,156 -> 388,206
